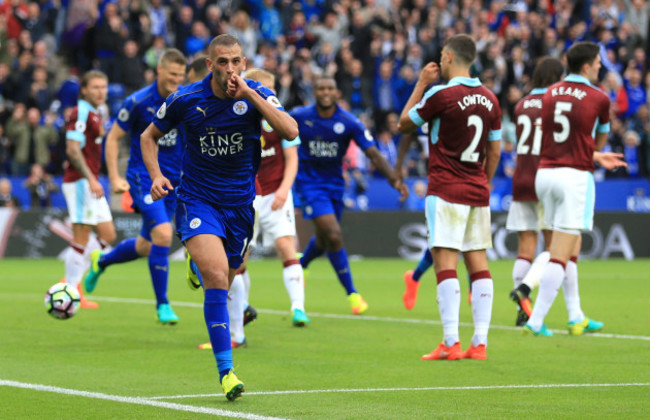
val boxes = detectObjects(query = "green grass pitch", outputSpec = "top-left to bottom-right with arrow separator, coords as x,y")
1,257 -> 649,419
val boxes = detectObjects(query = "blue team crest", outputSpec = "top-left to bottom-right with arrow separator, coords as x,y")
233,101 -> 248,115
144,194 -> 153,205
190,218 -> 201,229
333,122 -> 345,134
262,119 -> 273,132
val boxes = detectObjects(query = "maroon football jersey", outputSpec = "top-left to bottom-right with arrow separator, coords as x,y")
512,90 -> 545,202
539,76 -> 610,172
411,78 -> 502,206
257,120 -> 285,196
63,100 -> 104,183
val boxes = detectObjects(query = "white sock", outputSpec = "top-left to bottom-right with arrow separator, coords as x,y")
528,261 -> 565,331
522,251 -> 550,290
437,278 -> 460,346
283,262 -> 305,312
470,278 -> 493,347
512,258 -> 531,289
227,274 -> 246,343
65,246 -> 86,288
241,269 -> 251,309
562,260 -> 584,322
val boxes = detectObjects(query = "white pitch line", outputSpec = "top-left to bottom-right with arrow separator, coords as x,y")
0,380 -> 287,420
147,382 -> 650,400
88,296 -> 650,341
5,293 -> 650,341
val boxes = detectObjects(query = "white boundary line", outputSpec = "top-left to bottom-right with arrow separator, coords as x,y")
0,380 -> 287,420
147,382 -> 650,399
4,293 -> 650,341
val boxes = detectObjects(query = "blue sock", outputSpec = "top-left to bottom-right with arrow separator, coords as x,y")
204,288 -> 233,380
412,249 -> 433,281
99,238 -> 139,269
148,244 -> 170,306
300,236 -> 324,268
327,248 -> 357,295
190,259 -> 204,287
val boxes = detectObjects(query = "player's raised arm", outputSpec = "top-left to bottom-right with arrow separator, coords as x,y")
104,121 -> 130,193
227,73 -> 299,141
398,62 -> 440,134
364,146 -> 409,201
141,123 -> 173,201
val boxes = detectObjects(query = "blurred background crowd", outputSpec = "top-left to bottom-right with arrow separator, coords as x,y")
0,0 -> 649,211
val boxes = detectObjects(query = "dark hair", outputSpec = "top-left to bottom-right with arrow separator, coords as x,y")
208,34 -> 243,58
188,54 -> 209,79
443,34 -> 476,65
314,75 -> 337,88
160,48 -> 187,67
531,57 -> 564,89
566,42 -> 600,74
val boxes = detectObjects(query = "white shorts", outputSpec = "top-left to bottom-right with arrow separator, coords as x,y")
506,201 -> 549,231
535,167 -> 594,233
425,195 -> 492,252
252,190 -> 296,248
62,179 -> 113,225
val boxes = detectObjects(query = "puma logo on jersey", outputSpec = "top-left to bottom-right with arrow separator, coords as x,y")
196,106 -> 208,117
147,107 -> 156,114
305,120 -> 313,127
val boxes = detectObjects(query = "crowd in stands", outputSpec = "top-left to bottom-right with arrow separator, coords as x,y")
1,0 -> 650,210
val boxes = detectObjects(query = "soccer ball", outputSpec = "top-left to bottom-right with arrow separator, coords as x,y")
44,283 -> 81,320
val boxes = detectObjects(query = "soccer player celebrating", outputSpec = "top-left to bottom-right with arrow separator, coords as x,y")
506,57 -> 564,328
84,49 -> 187,325
292,76 -> 408,314
398,34 -> 502,361
62,70 -> 116,309
141,34 -> 298,401
524,42 -> 626,336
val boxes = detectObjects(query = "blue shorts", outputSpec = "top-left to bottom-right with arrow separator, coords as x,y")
176,197 -> 254,269
128,173 -> 177,241
295,187 -> 344,221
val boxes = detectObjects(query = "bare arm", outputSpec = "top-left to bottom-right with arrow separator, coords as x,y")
228,74 -> 299,140
66,139 -> 103,197
398,62 -> 440,134
365,146 -> 409,201
395,132 -> 416,181
105,121 -> 130,193
594,132 -> 608,151
485,140 -> 501,184
272,145 -> 299,211
141,123 -> 172,200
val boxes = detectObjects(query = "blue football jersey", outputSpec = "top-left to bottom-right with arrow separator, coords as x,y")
291,104 -> 375,194
116,81 -> 184,184
153,74 -> 285,207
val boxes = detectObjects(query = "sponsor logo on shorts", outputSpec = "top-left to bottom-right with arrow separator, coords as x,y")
190,218 -> 201,229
